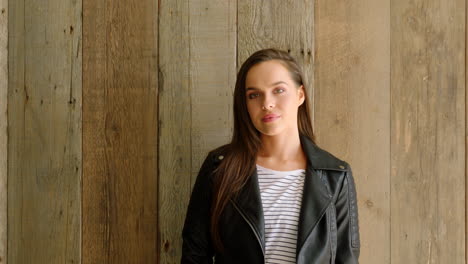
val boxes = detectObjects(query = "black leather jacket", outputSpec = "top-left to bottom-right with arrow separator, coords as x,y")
182,134 -> 360,263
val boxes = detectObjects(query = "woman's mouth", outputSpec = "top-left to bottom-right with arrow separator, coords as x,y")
262,114 -> 280,123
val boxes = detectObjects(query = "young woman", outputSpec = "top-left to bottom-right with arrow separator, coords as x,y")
181,48 -> 360,264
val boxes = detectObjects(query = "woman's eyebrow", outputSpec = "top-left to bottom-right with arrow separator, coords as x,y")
246,81 -> 288,91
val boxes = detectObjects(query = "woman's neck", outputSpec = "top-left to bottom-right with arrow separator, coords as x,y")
257,129 -> 304,163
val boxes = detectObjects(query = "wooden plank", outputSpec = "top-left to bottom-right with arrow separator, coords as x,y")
157,1 -> 191,262
0,0 -> 6,262
82,2 -> 108,262
314,0 -> 390,263
159,1 -> 236,261
391,0 -> 465,262
237,1 -> 314,97
189,1 -> 236,184
7,0 -> 82,262
82,0 -> 158,262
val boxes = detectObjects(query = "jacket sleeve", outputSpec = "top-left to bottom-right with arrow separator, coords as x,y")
335,162 -> 360,264
181,152 -> 216,264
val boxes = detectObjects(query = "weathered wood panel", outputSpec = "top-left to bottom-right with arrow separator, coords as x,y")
237,1 -> 314,96
82,0 -> 158,262
158,0 -> 236,262
7,0 -> 82,263
159,0 -> 237,263
391,0 -> 465,263
189,0 -> 236,185
0,0 -> 6,262
158,1 -> 191,262
314,0 -> 390,263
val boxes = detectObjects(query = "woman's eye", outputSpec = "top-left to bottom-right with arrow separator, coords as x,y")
275,88 -> 285,93
248,93 -> 259,99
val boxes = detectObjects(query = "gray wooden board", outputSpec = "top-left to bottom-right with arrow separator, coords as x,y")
8,0 -> 82,262
158,0 -> 237,262
158,0 -> 192,262
189,0 -> 236,186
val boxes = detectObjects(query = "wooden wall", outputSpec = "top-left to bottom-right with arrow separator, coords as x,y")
3,0 -> 467,263
314,0 -> 391,262
0,0 -> 6,263
158,1 -> 236,262
391,0 -> 466,262
8,0 -> 82,263
82,0 -> 158,263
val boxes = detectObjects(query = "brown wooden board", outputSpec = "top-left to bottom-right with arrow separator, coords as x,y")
391,0 -> 466,262
0,0 -> 6,262
82,0 -> 158,263
314,0 -> 391,262
8,0 -> 82,262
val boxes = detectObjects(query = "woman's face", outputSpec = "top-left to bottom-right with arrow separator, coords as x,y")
245,60 -> 305,137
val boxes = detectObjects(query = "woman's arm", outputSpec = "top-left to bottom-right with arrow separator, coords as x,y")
335,162 -> 361,264
181,152 -> 216,264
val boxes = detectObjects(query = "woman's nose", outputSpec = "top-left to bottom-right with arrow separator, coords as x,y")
261,96 -> 275,110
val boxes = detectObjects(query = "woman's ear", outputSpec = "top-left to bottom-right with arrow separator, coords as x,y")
298,85 -> 305,106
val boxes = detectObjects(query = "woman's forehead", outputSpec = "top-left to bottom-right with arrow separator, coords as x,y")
246,81 -> 289,91
245,60 -> 293,88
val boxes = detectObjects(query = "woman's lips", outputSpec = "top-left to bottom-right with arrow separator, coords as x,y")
262,114 -> 280,123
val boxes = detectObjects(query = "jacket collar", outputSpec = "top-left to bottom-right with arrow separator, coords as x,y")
230,134 -> 347,257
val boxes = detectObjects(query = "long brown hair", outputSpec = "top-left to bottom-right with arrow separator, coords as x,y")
210,48 -> 316,251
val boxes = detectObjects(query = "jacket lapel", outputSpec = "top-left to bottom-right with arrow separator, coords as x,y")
231,168 -> 265,251
296,134 -> 346,254
296,166 -> 332,253
230,134 -> 346,257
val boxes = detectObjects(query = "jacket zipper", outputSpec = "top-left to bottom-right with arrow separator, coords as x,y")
230,200 -> 266,263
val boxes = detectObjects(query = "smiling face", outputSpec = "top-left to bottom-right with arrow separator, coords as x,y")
245,60 -> 305,137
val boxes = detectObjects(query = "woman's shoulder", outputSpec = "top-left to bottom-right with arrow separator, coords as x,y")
203,143 -> 231,165
300,135 -> 350,172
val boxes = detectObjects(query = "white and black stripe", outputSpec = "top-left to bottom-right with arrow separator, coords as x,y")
256,164 -> 306,264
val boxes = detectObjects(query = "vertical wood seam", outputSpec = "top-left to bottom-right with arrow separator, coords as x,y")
465,0 -> 468,262
390,0 -> 393,261
3,0 -> 7,262
388,0 -> 393,264
235,0 -> 238,69
156,1 -> 161,263
188,0 -> 193,190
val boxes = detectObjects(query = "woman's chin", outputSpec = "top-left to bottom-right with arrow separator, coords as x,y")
256,127 -> 285,137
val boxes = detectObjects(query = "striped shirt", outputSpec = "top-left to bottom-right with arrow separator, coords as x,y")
256,164 -> 306,264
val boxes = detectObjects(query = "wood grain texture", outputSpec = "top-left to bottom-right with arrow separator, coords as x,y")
0,0 -> 6,262
158,1 -> 191,262
82,0 -> 158,262
158,1 -> 237,261
237,0 -> 314,99
7,0 -> 82,263
314,0 -> 390,263
391,0 -> 465,263
189,1 -> 236,184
